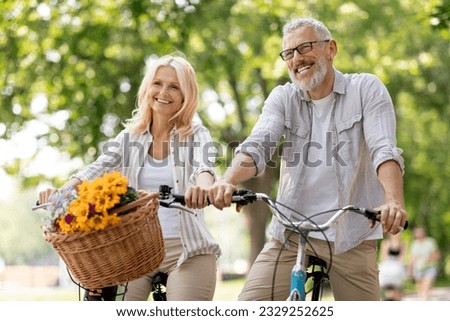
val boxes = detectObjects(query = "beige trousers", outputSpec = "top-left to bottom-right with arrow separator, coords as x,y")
124,238 -> 217,301
238,232 -> 380,301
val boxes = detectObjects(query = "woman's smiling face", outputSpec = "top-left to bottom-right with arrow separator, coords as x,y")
149,66 -> 184,118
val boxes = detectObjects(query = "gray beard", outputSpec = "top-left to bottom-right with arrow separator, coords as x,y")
289,59 -> 328,92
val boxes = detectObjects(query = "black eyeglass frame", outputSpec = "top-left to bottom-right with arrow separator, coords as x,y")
279,40 -> 330,61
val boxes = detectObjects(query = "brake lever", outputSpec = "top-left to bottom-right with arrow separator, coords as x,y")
158,185 -> 195,214
231,189 -> 258,206
159,200 -> 195,215
350,206 -> 408,231
32,202 -> 50,211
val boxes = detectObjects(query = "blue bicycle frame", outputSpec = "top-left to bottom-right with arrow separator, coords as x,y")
288,233 -> 309,301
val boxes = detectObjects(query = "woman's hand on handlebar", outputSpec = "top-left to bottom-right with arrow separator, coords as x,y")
184,171 -> 215,209
37,178 -> 82,206
38,188 -> 58,205
184,185 -> 210,209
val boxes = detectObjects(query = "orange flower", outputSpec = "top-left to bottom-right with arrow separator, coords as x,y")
51,171 -> 137,234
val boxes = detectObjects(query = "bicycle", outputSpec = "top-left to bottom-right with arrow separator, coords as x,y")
34,185 -> 407,301
159,185 -> 408,301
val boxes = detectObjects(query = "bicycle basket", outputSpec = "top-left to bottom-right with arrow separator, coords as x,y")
43,191 -> 165,289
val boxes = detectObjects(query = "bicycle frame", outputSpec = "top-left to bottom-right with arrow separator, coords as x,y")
271,204 -> 393,301
289,230 -> 332,301
289,234 -> 309,301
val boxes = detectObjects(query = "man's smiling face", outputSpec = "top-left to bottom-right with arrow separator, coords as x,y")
283,27 -> 330,92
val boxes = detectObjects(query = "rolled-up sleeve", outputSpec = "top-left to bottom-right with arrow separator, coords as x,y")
188,125 -> 217,185
374,145 -> 404,174
236,86 -> 286,176
361,74 -> 405,174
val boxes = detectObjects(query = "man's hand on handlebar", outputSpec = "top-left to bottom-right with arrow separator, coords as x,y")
373,201 -> 407,234
207,180 -> 240,211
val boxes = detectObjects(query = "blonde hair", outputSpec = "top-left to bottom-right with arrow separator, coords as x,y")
125,54 -> 198,140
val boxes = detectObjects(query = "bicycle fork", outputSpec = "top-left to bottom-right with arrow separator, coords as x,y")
288,233 -> 309,301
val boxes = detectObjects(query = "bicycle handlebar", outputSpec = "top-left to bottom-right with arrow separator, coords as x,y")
35,185 -> 408,232
229,189 -> 408,232
158,185 -> 408,232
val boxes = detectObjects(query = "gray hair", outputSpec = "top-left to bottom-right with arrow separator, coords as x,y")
282,17 -> 332,40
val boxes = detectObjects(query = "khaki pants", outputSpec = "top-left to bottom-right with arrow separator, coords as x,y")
124,238 -> 217,301
238,233 -> 380,301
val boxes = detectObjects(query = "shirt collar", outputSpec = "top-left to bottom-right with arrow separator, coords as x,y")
332,68 -> 346,95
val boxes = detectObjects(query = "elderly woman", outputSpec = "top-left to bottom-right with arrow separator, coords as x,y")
39,54 -> 221,301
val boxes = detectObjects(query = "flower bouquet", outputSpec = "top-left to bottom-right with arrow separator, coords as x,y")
41,171 -> 165,289
45,171 -> 139,234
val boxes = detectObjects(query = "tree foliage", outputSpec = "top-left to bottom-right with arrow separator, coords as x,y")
1,0 -> 449,269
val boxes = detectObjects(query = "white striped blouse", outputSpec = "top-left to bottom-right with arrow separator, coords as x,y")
71,121 -> 221,266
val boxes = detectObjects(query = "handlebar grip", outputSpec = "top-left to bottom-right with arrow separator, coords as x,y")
403,220 -> 409,230
363,208 -> 381,220
362,208 -> 409,230
171,194 -> 185,205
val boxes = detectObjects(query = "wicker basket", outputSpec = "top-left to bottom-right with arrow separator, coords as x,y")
43,191 -> 165,289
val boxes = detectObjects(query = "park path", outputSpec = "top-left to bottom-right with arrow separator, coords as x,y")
401,287 -> 450,301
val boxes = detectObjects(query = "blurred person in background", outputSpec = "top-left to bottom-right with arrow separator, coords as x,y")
378,233 -> 407,300
409,227 -> 440,300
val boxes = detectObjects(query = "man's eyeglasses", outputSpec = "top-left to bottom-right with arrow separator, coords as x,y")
279,40 -> 330,61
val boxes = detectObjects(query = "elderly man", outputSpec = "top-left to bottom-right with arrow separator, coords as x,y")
208,17 -> 407,301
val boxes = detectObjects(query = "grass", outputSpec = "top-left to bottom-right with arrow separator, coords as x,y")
0,286 -> 78,301
0,278 -> 245,301
213,278 -> 244,300
2,276 -> 448,301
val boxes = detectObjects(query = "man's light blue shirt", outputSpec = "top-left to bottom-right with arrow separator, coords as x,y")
237,69 -> 404,254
